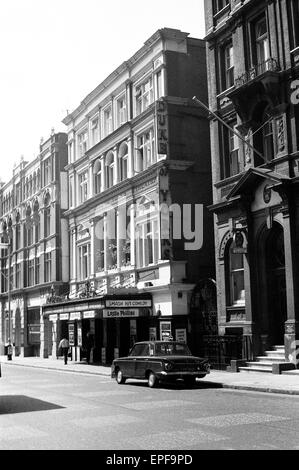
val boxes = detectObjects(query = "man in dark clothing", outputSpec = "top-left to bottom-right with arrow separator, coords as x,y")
59,337 -> 70,364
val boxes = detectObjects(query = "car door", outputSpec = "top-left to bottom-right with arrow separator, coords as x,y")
134,344 -> 150,378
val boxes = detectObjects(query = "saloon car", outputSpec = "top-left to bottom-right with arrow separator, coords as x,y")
111,341 -> 210,387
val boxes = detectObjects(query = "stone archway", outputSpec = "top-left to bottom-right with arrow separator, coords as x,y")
258,221 -> 287,347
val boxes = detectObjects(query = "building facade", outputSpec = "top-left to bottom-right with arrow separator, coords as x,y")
204,0 -> 299,370
43,28 -> 215,364
0,132 -> 69,357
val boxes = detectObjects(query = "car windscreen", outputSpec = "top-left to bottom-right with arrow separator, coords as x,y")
154,343 -> 192,356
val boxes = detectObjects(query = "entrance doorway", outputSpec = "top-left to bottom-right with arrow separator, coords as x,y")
265,222 -> 287,345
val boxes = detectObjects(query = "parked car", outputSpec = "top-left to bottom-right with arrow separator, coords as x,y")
111,341 -> 210,388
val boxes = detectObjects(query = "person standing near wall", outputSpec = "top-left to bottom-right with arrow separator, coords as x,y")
58,337 -> 70,365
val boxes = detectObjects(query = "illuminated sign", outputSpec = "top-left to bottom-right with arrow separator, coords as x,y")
103,309 -> 140,319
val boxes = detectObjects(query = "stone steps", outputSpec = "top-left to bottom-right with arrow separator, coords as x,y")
239,345 -> 294,374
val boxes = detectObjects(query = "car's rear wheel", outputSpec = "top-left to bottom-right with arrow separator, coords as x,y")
148,371 -> 159,388
116,369 -> 126,384
184,376 -> 196,386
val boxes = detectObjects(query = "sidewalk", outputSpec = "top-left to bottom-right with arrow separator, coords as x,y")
1,355 -> 299,395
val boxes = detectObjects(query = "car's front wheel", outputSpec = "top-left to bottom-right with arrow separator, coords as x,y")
148,371 -> 159,388
116,369 -> 126,384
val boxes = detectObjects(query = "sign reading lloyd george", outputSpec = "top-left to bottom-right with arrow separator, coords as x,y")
103,309 -> 140,318
105,299 -> 152,308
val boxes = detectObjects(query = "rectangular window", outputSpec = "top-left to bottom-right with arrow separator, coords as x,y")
253,15 -> 270,72
136,219 -> 159,268
44,207 -> 51,237
35,257 -> 40,285
220,42 -> 234,91
135,77 -> 154,115
136,129 -> 156,173
117,97 -> 127,127
78,244 -> 90,280
221,121 -> 241,178
79,171 -> 88,203
103,107 -> 113,137
43,158 -> 52,186
45,252 -> 52,283
214,0 -> 230,14
28,259 -> 34,286
16,260 -> 21,289
91,118 -> 99,146
78,130 -> 88,157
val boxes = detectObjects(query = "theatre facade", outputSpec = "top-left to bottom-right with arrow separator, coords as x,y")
41,28 -> 215,363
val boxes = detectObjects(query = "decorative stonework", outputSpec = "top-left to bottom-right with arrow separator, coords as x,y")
219,230 -> 233,259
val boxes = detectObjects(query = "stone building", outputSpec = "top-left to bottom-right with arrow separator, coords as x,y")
43,28 -> 215,364
204,0 -> 299,371
0,132 -> 69,357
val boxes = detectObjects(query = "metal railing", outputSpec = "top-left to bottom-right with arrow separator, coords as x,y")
201,335 -> 252,370
234,58 -> 280,88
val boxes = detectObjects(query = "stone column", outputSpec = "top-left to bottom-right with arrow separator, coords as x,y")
127,136 -> 134,178
113,146 -> 119,185
100,156 -> 106,191
90,220 -> 95,277
117,205 -> 127,269
130,204 -> 135,267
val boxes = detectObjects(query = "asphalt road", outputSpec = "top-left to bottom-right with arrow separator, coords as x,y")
1,363 -> 299,450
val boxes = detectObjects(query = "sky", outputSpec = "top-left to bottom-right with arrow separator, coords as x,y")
0,0 -> 206,184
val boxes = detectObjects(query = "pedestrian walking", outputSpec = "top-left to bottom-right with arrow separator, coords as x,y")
58,337 -> 70,364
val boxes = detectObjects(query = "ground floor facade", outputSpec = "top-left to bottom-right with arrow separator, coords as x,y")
42,288 -> 197,364
212,168 -> 299,368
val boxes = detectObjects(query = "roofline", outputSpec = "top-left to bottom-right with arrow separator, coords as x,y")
62,28 -> 191,126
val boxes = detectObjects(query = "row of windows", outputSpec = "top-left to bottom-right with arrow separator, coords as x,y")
70,129 -> 157,207
218,13 -> 271,93
0,252 -> 52,292
219,105 -> 281,180
70,70 -> 163,163
75,220 -> 159,281
1,157 -> 54,215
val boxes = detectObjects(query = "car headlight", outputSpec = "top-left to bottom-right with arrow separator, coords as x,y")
164,362 -> 173,371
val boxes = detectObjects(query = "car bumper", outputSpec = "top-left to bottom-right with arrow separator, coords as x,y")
159,370 -> 209,378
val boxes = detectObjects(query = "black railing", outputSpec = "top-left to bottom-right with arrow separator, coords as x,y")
201,335 -> 252,370
234,58 -> 280,88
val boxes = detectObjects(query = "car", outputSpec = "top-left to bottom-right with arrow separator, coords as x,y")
111,341 -> 210,388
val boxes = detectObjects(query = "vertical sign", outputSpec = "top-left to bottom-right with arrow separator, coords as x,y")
156,99 -> 168,155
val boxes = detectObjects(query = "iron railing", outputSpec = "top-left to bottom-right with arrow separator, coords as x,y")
201,335 -> 252,370
234,58 -> 280,88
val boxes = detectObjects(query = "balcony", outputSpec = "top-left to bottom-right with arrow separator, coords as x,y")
227,58 -> 281,122
234,58 -> 280,88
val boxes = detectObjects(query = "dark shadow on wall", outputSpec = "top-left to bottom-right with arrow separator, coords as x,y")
0,395 -> 65,415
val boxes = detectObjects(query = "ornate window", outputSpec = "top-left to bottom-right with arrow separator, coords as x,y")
226,240 -> 245,306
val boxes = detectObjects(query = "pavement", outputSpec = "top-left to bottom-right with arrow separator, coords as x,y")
1,354 -> 299,396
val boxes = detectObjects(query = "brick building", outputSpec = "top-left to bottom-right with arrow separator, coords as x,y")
204,0 -> 299,371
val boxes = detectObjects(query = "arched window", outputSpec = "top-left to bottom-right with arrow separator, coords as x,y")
226,239 -> 245,306
44,193 -> 51,238
93,159 -> 102,195
119,143 -> 128,181
106,152 -> 115,189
